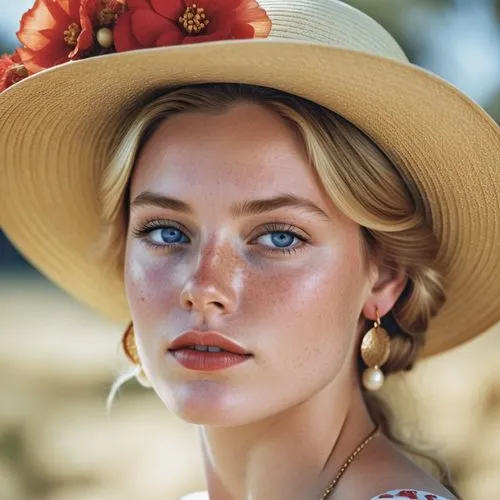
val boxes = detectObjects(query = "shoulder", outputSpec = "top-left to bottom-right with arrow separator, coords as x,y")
180,489 -> 452,500
343,435 -> 455,499
370,489 -> 452,499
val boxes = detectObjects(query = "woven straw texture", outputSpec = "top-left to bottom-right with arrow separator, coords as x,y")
0,0 -> 499,357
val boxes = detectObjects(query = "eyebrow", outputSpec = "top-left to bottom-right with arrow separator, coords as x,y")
131,191 -> 330,220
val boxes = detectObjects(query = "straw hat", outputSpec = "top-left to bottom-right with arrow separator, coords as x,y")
0,0 -> 498,357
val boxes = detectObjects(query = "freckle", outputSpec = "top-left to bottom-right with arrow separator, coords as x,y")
219,245 -> 245,287
140,296 -> 145,302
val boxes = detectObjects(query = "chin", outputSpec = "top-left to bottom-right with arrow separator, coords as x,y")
157,380 -> 269,426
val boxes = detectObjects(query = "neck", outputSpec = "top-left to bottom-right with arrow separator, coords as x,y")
198,378 -> 375,500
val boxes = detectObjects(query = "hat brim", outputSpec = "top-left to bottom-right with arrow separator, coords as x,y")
1,40 -> 499,357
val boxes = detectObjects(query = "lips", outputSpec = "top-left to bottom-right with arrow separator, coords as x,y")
168,330 -> 252,372
168,331 -> 251,355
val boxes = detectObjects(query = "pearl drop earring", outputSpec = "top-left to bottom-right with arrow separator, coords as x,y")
360,309 -> 391,391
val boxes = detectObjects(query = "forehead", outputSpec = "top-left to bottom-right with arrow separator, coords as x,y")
130,102 -> 331,208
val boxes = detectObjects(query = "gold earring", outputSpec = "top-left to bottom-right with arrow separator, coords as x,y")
360,309 -> 391,391
122,323 -> 152,388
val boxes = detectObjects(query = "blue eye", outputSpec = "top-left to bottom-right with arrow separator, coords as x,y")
148,227 -> 189,245
134,221 -> 308,254
257,231 -> 299,249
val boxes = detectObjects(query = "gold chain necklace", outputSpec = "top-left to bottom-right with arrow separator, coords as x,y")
318,426 -> 379,500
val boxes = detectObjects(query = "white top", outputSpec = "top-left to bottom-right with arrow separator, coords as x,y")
181,490 -> 451,499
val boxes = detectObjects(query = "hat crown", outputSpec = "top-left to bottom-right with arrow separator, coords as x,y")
261,0 -> 408,62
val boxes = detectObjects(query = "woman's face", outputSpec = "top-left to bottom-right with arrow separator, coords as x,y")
125,102 -> 379,425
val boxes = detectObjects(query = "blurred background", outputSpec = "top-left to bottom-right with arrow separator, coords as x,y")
1,1 -> 499,499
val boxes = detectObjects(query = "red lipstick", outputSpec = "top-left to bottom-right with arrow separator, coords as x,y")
168,331 -> 252,372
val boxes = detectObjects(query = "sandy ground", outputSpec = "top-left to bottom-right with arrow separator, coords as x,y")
1,273 -> 499,500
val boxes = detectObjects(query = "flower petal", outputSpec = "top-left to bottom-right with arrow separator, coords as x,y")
107,0 -> 127,10
58,0 -> 82,20
150,0 -> 184,21
155,28 -> 184,46
127,0 -> 152,11
229,22 -> 255,39
192,0 -> 249,34
201,0 -> 272,38
197,0 -> 242,13
12,51 -> 22,64
16,0 -> 65,48
114,11 -> 144,51
237,0 -> 272,37
74,0 -> 98,57
0,54 -> 20,92
181,24 -> 232,44
42,0 -> 74,24
131,10 -> 173,47
37,28 -> 62,42
20,29 -> 67,59
16,45 -> 69,73
15,47 -> 43,73
18,27 -> 52,51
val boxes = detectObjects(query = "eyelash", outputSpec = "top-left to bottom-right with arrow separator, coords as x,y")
131,220 -> 310,255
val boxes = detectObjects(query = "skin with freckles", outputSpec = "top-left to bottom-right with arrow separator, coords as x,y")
123,103 -> 454,499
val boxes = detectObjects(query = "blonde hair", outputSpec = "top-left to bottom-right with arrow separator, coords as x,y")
101,83 -> 456,492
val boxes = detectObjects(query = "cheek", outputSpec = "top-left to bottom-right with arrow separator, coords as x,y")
124,240 -> 182,329
233,244 -> 367,416
244,244 -> 366,360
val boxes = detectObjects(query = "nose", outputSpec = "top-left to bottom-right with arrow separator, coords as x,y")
180,238 -> 241,317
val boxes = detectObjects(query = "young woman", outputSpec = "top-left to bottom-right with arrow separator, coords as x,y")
1,0 -> 498,498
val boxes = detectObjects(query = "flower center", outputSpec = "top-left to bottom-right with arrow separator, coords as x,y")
11,64 -> 29,79
178,4 -> 210,35
63,23 -> 81,47
98,0 -> 126,26
99,7 -> 117,26
6,63 -> 29,85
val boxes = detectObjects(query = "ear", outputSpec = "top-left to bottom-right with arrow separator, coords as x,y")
362,264 -> 408,320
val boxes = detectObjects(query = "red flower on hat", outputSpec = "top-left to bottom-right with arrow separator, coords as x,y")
114,0 -> 272,52
16,0 -> 99,73
0,52 -> 30,92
